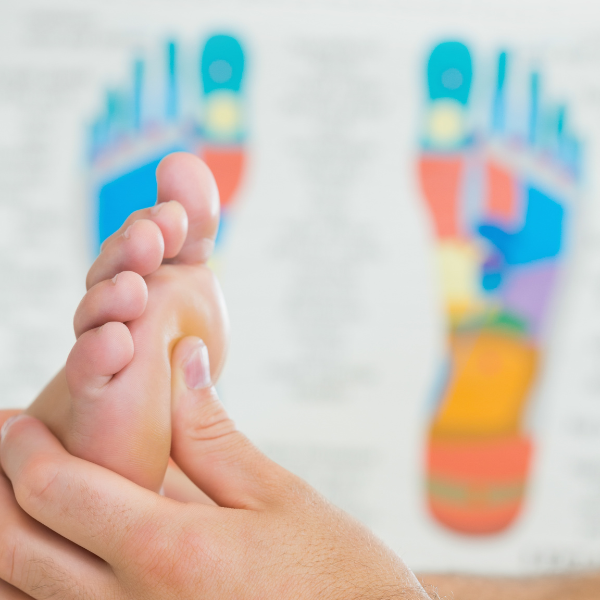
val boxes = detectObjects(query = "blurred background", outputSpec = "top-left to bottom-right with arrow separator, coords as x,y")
2,0 -> 600,577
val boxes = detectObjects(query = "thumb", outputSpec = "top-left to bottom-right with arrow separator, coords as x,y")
170,336 -> 286,510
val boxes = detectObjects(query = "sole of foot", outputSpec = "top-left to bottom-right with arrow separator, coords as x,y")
26,153 -> 229,493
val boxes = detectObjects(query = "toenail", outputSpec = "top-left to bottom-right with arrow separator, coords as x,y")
183,341 -> 211,390
150,203 -> 164,215
123,225 -> 132,239
111,273 -> 118,285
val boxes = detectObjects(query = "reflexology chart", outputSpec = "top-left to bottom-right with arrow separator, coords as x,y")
419,41 -> 581,536
8,0 -> 600,574
88,34 -> 247,253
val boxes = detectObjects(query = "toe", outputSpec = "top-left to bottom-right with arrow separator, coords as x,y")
86,219 -> 164,289
100,199 -> 188,260
65,322 -> 134,397
156,152 -> 220,265
74,271 -> 148,338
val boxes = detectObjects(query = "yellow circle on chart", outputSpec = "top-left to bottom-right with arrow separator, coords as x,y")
205,92 -> 241,139
427,100 -> 465,146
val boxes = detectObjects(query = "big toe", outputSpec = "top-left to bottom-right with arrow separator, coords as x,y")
156,152 -> 220,264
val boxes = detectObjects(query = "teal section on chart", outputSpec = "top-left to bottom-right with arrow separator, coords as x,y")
492,51 -> 508,133
529,72 -> 539,146
201,34 -> 245,94
167,41 -> 178,120
133,59 -> 144,131
427,41 -> 472,105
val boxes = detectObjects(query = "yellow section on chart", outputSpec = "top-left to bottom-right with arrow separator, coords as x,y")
427,99 -> 466,146
437,240 -> 485,321
204,91 -> 242,140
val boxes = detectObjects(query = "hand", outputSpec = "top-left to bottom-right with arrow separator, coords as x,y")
0,409 -> 211,600
0,337 -> 431,600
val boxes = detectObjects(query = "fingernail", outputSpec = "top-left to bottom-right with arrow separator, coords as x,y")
1,415 -> 23,442
183,341 -> 211,390
151,203 -> 164,215
123,225 -> 132,239
111,273 -> 118,285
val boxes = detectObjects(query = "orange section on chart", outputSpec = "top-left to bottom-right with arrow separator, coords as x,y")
427,436 -> 532,534
428,496 -> 524,535
485,160 -> 518,223
427,436 -> 532,481
418,155 -> 463,238
431,331 -> 538,438
201,147 -> 245,209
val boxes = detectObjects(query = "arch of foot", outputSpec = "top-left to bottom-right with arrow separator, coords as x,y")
419,41 -> 581,535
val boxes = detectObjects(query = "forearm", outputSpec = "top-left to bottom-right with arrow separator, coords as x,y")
418,572 -> 600,600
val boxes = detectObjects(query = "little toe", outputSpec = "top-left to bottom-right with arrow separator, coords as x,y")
74,271 -> 148,338
86,219 -> 164,289
156,152 -> 220,265
65,322 -> 134,397
100,199 -> 188,260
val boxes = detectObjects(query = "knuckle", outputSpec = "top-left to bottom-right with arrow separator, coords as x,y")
14,455 -> 62,512
185,390 -> 237,443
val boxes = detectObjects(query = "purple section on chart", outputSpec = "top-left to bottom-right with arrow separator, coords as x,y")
483,249 -> 504,272
500,260 -> 558,336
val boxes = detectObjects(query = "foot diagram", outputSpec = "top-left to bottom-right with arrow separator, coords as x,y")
419,41 -> 581,535
88,34 -> 246,254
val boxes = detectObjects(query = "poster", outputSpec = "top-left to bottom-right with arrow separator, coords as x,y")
2,0 -> 600,576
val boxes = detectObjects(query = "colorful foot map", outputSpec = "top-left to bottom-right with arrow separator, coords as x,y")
88,34 -> 246,254
420,41 -> 581,535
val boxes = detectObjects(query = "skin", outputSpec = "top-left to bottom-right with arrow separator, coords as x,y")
25,152 -> 229,493
0,338 -> 430,600
418,573 -> 600,599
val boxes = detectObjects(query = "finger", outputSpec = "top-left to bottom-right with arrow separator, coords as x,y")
156,153 -> 220,264
86,219 -> 164,289
170,337 -> 289,510
100,199 -> 188,260
66,322 -> 133,396
0,416 -> 169,567
0,470 -> 117,600
0,579 -> 34,600
74,271 -> 148,338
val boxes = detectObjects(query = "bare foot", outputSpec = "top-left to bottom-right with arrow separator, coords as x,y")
26,153 -> 229,492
